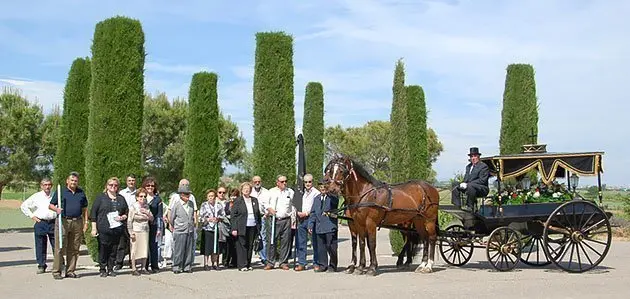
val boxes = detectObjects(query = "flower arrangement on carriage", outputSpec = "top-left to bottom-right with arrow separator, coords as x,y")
489,178 -> 573,206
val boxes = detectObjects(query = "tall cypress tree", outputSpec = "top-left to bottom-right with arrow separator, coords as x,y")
252,31 -> 296,188
388,59 -> 408,255
389,58 -> 408,183
53,57 -> 91,185
499,63 -> 539,155
302,82 -> 325,182
183,72 -> 221,208
84,16 -> 145,261
405,85 -> 429,180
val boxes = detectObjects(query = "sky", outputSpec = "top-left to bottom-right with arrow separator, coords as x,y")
1,0 -> 628,187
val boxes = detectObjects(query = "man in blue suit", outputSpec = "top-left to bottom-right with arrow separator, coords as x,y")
307,179 -> 339,272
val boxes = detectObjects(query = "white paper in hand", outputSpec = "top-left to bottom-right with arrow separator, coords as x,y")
107,211 -> 122,229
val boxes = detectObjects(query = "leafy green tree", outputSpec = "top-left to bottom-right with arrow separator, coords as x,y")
325,121 -> 443,182
252,31 -> 296,188
183,72 -> 221,207
499,63 -> 539,155
303,82 -> 325,182
405,85 -> 429,180
141,92 -> 246,194
53,57 -> 91,185
84,16 -> 145,261
0,87 -> 44,199
389,59 -> 408,183
37,106 -> 61,180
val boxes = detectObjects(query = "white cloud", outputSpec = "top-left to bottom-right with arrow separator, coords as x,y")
145,62 -> 211,75
0,78 -> 64,113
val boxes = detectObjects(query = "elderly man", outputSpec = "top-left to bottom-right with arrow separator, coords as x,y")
250,175 -> 269,264
20,178 -> 57,274
115,174 -> 137,270
163,179 -> 198,268
264,175 -> 295,270
48,172 -> 89,279
295,174 -> 320,271
168,184 -> 196,274
308,179 -> 340,272
453,147 -> 490,210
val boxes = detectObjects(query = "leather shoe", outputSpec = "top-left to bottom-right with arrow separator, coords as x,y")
264,264 -> 274,270
281,264 -> 290,270
294,265 -> 305,271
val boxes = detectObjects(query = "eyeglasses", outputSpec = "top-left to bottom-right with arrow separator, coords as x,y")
108,184 -> 119,187
137,195 -> 147,198
218,191 -> 225,194
304,181 -> 312,183
279,180 -> 287,183
145,185 -> 155,188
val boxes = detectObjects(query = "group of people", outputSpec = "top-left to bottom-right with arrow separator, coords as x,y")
20,171 -> 341,279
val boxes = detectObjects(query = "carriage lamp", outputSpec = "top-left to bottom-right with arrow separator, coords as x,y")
569,173 -> 579,193
521,176 -> 531,190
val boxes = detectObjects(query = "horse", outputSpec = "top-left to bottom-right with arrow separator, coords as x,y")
323,155 -> 440,275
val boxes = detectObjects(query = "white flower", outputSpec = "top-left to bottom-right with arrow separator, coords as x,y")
533,191 -> 540,198
552,192 -> 560,198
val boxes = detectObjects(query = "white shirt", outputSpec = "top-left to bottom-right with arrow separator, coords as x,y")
119,187 -> 137,208
301,187 -> 321,214
267,186 -> 294,219
21,190 -> 57,220
251,186 -> 270,212
169,193 -> 198,211
244,197 -> 256,227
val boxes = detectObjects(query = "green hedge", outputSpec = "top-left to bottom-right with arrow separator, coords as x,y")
499,63 -> 539,155
302,82 -> 325,182
183,72 -> 221,208
405,85 -> 429,180
252,31 -> 296,188
53,57 -> 91,186
84,16 -> 145,262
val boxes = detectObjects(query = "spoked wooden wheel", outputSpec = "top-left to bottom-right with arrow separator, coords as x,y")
486,226 -> 522,271
439,224 -> 473,266
520,235 -> 552,266
542,200 -> 612,273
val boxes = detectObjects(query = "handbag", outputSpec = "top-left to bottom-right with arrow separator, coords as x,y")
253,235 -> 263,252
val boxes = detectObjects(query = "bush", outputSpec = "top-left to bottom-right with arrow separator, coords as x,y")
183,72 -> 221,208
84,16 -> 145,262
252,31 -> 296,187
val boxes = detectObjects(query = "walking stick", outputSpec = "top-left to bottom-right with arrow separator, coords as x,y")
270,197 -> 277,246
57,184 -> 63,249
213,202 -> 218,254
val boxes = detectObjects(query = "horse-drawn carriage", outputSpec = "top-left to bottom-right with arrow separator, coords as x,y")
438,148 -> 611,273
323,146 -> 612,275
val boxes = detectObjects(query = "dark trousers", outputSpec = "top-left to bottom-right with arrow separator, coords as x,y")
296,219 -> 318,266
267,217 -> 292,266
172,232 -> 195,272
222,235 -> 237,267
98,237 -> 120,272
34,220 -> 55,269
116,228 -> 130,267
316,231 -> 338,269
451,183 -> 488,208
236,226 -> 257,269
146,225 -> 159,270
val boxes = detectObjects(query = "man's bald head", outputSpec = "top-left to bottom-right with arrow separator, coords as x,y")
179,179 -> 189,186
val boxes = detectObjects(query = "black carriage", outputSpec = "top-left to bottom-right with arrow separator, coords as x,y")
438,147 -> 612,273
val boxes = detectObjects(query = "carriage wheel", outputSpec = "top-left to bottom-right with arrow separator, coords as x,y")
542,200 -> 612,273
439,224 -> 474,266
486,226 -> 522,272
520,221 -> 552,267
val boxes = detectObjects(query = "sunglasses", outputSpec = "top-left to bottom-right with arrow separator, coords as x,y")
108,184 -> 119,187
137,195 -> 147,198
304,181 -> 312,183
145,185 -> 155,188
279,180 -> 287,183
218,191 -> 225,194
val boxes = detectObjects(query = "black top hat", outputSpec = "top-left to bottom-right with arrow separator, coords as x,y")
468,147 -> 482,156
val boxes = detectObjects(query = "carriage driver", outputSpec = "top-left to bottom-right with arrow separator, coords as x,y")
453,147 -> 490,210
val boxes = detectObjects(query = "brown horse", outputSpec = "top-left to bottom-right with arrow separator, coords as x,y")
324,155 -> 440,275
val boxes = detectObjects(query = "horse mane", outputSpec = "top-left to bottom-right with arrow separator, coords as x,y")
341,155 -> 385,187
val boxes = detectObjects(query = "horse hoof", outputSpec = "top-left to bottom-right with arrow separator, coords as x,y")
366,269 -> 377,276
414,266 -> 424,273
420,267 -> 433,274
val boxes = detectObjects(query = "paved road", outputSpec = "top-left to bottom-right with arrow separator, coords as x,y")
1,226 -> 629,298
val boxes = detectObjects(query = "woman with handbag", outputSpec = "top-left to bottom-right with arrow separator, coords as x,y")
230,182 -> 262,271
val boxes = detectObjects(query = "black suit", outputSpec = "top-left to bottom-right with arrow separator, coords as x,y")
230,196 -> 262,269
452,161 -> 490,208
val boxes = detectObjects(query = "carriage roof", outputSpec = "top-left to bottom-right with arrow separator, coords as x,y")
479,150 -> 604,184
